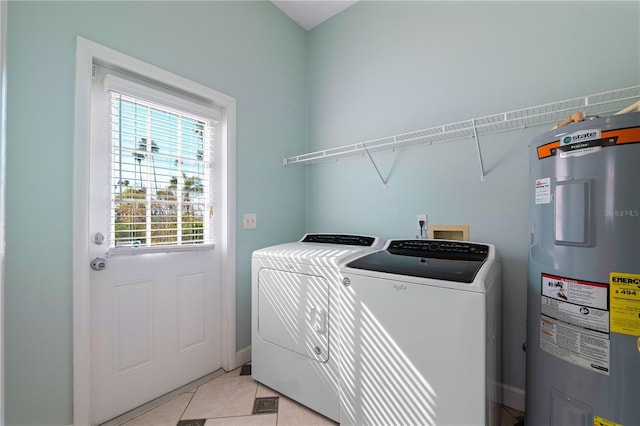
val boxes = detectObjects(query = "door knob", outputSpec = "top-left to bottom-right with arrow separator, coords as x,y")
91,257 -> 107,271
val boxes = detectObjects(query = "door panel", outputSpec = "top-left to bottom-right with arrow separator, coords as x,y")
258,268 -> 329,363
114,280 -> 153,374
178,271 -> 207,351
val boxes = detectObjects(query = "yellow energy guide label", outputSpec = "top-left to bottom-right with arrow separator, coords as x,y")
594,414 -> 622,426
610,272 -> 640,335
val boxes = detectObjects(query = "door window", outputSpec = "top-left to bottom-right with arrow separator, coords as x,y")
99,69 -> 220,250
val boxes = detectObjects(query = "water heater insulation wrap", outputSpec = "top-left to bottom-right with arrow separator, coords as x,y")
526,112 -> 640,426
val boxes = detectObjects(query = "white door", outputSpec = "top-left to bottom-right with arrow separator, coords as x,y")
88,64 -> 222,425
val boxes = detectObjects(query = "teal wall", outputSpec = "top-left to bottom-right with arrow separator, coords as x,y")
5,1 -> 306,424
305,1 -> 639,407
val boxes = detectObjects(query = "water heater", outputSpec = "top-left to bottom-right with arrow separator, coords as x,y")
526,112 -> 640,425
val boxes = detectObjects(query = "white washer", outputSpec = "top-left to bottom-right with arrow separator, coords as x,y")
339,239 -> 501,426
251,233 -> 382,422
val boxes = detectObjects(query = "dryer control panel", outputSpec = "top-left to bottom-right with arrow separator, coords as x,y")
301,233 -> 377,247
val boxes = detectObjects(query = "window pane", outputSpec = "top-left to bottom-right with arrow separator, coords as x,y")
109,93 -> 214,248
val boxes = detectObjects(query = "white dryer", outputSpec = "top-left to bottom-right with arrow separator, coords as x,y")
251,233 -> 381,422
339,239 -> 502,426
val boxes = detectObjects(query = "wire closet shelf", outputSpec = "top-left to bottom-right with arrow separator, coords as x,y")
283,85 -> 640,169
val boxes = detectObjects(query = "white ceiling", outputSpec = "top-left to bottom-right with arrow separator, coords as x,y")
271,0 -> 359,30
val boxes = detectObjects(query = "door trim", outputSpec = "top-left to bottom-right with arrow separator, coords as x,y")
0,2 -> 7,424
72,36 -> 237,425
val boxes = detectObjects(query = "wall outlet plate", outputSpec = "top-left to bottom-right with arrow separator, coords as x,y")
243,213 -> 257,229
417,214 -> 427,233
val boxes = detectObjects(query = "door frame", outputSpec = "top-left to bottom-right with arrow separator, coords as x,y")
72,36 -> 237,425
0,2 -> 7,424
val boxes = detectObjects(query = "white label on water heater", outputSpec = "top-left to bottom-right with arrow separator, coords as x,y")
559,146 -> 602,158
539,273 -> 611,374
541,297 -> 609,333
535,177 -> 551,204
539,316 -> 610,375
541,274 -> 608,311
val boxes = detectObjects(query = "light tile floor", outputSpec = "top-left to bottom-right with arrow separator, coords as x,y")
119,366 -> 524,426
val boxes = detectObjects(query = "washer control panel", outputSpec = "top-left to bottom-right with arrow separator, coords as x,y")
387,239 -> 489,260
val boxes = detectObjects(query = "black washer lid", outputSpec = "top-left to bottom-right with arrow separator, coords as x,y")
346,239 -> 490,283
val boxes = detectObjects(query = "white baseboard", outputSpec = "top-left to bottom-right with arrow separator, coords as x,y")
235,345 -> 251,368
502,383 -> 525,412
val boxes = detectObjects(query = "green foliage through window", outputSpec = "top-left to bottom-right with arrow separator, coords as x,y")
109,93 -> 213,248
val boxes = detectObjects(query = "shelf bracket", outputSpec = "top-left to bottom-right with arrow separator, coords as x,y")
364,147 -> 388,187
472,119 -> 487,181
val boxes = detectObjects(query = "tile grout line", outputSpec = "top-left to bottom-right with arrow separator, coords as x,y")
177,389 -> 197,423
252,370 -> 281,423
504,407 -> 520,426
253,374 -> 258,418
504,406 -> 524,420
274,384 -> 279,426
105,370 -> 224,425
180,368 -> 250,424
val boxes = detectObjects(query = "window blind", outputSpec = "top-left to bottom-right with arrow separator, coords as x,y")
105,81 -> 217,249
